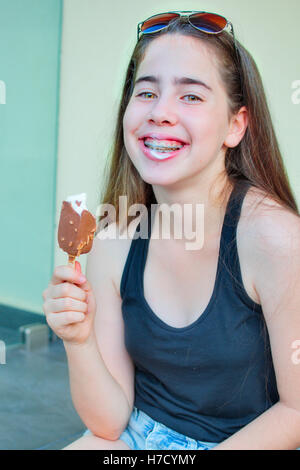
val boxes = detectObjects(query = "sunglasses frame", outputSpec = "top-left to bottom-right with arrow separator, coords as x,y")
137,10 -> 235,41
136,10 -> 242,89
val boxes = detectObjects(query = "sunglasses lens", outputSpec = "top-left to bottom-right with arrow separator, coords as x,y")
190,13 -> 227,33
141,13 -> 180,34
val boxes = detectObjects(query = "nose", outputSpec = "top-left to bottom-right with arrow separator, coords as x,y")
147,96 -> 178,126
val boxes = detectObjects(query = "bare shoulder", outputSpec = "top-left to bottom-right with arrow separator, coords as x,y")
240,186 -> 300,247
238,186 -> 300,302
91,215 -> 143,296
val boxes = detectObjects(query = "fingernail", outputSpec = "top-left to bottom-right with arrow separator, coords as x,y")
79,275 -> 86,283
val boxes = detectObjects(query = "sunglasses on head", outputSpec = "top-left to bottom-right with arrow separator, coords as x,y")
137,11 -> 235,41
136,10 -> 241,84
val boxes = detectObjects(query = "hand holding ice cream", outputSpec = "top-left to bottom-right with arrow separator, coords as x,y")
42,194 -> 97,345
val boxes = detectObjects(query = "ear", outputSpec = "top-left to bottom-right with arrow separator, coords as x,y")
224,106 -> 248,148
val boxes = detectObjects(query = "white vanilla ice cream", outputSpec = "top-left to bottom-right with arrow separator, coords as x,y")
66,193 -> 87,215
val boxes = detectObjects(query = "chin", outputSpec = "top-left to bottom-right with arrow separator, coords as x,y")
138,171 -> 183,188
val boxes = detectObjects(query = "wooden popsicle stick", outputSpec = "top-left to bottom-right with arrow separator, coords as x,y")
68,255 -> 76,267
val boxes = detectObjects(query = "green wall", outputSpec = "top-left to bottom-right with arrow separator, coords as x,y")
0,0 -> 62,313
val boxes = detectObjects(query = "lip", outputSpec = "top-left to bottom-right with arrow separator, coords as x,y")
139,133 -> 189,145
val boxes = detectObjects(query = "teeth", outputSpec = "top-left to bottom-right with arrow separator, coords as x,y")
147,146 -> 179,152
144,138 -> 184,152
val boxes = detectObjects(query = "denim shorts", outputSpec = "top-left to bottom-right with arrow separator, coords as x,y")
83,407 -> 218,450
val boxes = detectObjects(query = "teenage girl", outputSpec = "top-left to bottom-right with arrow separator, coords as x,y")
42,12 -> 300,450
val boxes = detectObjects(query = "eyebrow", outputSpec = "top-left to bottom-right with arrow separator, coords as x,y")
134,75 -> 212,92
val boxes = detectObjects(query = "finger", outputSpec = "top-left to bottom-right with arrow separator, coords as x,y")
51,282 -> 87,302
42,288 -> 48,301
73,262 -> 91,293
51,265 -> 86,286
48,297 -> 88,314
75,261 -> 82,274
46,311 -> 85,328
79,278 -> 94,293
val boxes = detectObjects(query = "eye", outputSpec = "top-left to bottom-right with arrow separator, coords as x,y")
136,91 -> 156,99
182,94 -> 203,102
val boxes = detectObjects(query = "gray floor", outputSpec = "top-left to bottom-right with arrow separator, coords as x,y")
0,337 -> 86,450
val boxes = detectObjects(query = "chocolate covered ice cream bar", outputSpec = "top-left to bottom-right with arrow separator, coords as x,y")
58,193 -> 96,264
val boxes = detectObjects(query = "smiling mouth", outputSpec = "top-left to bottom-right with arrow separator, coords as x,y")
139,137 -> 188,161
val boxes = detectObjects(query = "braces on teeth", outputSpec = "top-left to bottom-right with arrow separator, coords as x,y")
145,142 -> 183,152
148,147 -> 180,152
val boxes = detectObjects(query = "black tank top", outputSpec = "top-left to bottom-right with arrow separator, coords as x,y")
120,181 -> 279,443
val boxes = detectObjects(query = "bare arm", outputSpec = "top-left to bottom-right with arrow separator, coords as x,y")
44,222 -> 135,440
214,206 -> 300,450
64,331 -> 132,441
65,227 -> 135,439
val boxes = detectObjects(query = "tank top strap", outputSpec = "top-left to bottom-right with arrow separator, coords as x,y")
120,206 -> 153,299
219,180 -> 254,300
220,180 -> 251,248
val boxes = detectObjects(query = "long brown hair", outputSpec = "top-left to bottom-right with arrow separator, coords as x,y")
98,17 -> 298,230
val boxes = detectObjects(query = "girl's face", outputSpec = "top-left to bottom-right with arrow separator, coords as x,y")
123,34 -> 238,189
